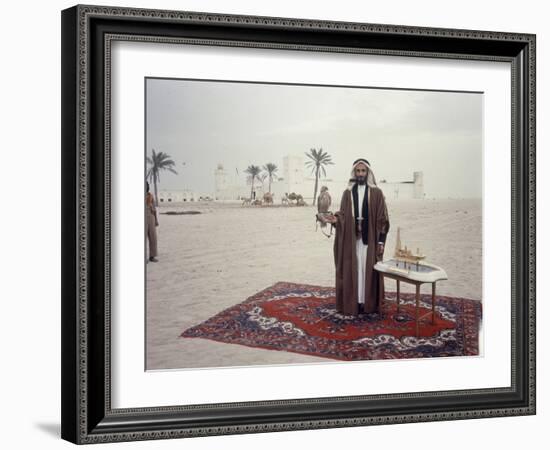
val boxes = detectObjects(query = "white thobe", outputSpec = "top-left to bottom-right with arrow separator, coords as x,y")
356,184 -> 368,304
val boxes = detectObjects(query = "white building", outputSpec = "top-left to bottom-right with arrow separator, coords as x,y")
378,171 -> 424,200
213,156 -> 333,204
160,158 -> 424,205
157,189 -> 212,203
214,163 -> 287,202
214,164 -> 250,201
283,155 -> 305,196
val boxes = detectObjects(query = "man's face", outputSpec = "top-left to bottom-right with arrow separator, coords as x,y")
354,164 -> 368,185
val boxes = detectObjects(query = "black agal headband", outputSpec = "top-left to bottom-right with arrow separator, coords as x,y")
352,158 -> 370,167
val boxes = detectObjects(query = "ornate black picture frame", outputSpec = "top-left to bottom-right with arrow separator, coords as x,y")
61,4 -> 536,444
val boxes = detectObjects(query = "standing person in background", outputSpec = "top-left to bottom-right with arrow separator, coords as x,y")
146,181 -> 159,263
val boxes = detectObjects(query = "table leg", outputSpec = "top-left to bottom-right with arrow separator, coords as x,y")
415,284 -> 420,337
432,282 -> 436,324
396,279 -> 400,313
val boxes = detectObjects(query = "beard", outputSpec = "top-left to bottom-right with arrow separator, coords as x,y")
356,176 -> 366,185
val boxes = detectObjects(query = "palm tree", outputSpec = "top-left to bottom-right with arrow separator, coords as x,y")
244,165 -> 262,200
305,148 -> 334,205
262,163 -> 278,194
258,173 -> 268,190
146,149 -> 178,206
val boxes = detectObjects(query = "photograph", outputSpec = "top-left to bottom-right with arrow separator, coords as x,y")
59,3 -> 536,444
144,78 -> 484,370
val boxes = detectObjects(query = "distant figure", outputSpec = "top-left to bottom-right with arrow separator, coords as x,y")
326,159 -> 390,316
146,181 -> 159,263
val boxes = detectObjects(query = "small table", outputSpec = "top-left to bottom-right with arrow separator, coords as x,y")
374,259 -> 448,337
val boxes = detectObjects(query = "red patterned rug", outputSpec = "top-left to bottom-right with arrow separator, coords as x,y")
180,281 -> 482,361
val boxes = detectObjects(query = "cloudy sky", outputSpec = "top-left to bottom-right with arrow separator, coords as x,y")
145,78 -> 483,198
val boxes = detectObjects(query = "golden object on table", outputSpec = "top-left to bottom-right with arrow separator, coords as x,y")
393,227 -> 426,263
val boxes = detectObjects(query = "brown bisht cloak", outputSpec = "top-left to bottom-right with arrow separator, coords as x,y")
333,186 -> 390,315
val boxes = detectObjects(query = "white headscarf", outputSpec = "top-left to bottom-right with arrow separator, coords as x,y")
348,158 -> 378,189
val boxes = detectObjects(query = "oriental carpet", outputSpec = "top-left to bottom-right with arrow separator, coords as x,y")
180,281 -> 482,361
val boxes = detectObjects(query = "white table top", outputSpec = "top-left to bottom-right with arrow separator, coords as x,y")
374,258 -> 448,283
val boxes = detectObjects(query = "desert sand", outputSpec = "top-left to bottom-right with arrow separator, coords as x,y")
146,197 -> 482,370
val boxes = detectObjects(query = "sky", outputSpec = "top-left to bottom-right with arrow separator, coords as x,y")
145,78 -> 483,199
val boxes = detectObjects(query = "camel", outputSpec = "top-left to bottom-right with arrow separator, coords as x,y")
263,192 -> 274,205
281,193 -> 290,205
281,192 -> 306,206
294,194 -> 307,206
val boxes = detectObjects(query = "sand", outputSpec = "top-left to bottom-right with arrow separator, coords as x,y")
146,198 -> 482,370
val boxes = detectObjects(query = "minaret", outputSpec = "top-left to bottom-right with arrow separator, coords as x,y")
214,163 -> 227,201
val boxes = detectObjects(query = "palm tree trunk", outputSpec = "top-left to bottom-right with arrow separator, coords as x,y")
313,166 -> 319,206
250,179 -> 254,200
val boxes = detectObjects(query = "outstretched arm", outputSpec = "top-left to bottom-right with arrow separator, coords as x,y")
330,191 -> 347,227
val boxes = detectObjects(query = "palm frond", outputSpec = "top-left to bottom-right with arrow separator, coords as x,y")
262,162 -> 278,175
244,164 -> 261,177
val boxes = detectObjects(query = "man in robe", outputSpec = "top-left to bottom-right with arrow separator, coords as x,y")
326,159 -> 390,316
146,181 -> 159,263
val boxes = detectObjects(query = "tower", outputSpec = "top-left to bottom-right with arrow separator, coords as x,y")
283,155 -> 304,195
413,171 -> 424,199
214,163 -> 227,201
